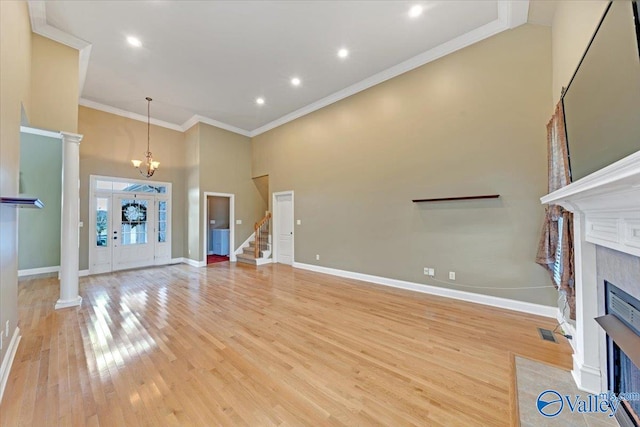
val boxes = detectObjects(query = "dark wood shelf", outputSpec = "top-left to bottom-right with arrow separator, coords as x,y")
412,194 -> 500,203
1,197 -> 44,208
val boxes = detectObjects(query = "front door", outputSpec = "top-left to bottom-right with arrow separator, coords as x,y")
112,195 -> 155,271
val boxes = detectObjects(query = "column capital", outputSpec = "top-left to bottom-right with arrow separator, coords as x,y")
60,131 -> 83,144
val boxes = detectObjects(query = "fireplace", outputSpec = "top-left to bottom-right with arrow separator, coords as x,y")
599,281 -> 640,426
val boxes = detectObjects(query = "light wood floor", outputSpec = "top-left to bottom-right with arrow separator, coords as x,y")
1,263 -> 572,426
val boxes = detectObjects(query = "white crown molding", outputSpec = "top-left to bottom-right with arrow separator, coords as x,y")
249,1 -> 529,137
181,115 -> 251,137
293,262 -> 557,318
498,0 -> 530,29
19,126 -> 62,139
28,1 -> 92,95
32,1 -> 529,139
79,98 -> 184,132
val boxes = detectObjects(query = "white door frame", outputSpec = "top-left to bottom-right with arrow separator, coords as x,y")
202,192 -> 236,263
89,175 -> 172,274
272,190 -> 294,265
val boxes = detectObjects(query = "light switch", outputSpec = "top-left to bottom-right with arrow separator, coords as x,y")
79,221 -> 84,227
296,219 -> 301,225
236,219 -> 242,225
210,220 -> 216,224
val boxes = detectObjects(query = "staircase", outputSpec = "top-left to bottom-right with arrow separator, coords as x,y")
236,213 -> 272,266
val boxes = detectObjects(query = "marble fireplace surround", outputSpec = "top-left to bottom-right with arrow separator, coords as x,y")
541,150 -> 640,394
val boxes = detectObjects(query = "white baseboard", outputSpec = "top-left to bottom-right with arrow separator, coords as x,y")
170,257 -> 185,264
184,258 -> 206,268
79,269 -> 89,277
292,262 -> 557,318
255,258 -> 272,266
235,232 -> 255,255
18,265 -> 59,277
0,327 -> 21,403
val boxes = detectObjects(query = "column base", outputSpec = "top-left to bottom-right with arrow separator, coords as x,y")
571,354 -> 602,394
55,296 -> 82,310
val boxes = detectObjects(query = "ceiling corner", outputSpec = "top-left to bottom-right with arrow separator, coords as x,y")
499,0 -> 530,29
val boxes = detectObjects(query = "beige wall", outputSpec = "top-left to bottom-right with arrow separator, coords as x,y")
0,0 -> 32,366
208,196 -> 230,229
30,34 -> 79,132
253,24 -> 556,305
196,123 -> 266,260
78,106 -> 187,268
551,1 -> 608,104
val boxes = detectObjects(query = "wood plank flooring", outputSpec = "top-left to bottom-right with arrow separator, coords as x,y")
1,263 -> 572,426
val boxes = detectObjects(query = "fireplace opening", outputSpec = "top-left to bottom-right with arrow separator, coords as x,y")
604,281 -> 640,426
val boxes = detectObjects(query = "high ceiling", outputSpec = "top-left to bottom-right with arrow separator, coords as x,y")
29,1 -> 530,136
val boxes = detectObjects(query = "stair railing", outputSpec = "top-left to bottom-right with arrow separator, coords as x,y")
254,212 -> 271,258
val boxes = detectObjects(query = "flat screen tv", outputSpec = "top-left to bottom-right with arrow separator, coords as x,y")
562,1 -> 640,182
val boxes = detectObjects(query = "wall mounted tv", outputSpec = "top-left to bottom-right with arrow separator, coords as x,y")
562,1 -> 640,182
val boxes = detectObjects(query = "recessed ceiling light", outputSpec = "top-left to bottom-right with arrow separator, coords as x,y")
337,48 -> 349,59
291,77 -> 301,87
256,97 -> 265,105
408,5 -> 424,18
127,36 -> 142,47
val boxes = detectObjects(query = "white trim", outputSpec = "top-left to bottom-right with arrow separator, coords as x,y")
19,126 -> 62,139
18,266 -> 59,277
0,327 -> 21,403
55,296 -> 82,310
248,5 -> 526,137
184,258 -> 206,268
255,258 -> 273,266
79,99 -> 184,132
272,191 -> 295,265
293,262 -> 557,318
79,269 -> 89,277
28,1 -> 92,95
202,192 -> 236,263
181,115 -> 251,137
235,232 -> 255,256
30,1 -> 528,138
557,308 -> 577,352
170,257 -> 185,264
571,356 -> 602,394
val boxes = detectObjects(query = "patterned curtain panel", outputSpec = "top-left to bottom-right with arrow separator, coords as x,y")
536,101 -> 576,319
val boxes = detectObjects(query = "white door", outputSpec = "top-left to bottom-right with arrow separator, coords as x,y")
275,193 -> 294,265
112,195 -> 155,271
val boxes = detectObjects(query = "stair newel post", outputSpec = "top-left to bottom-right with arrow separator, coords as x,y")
254,221 -> 260,259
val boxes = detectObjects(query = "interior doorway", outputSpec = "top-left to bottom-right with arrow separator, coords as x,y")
272,191 -> 294,265
203,192 -> 235,264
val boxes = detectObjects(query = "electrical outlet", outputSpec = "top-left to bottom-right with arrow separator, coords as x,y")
424,267 -> 429,275
429,268 -> 435,277
449,271 -> 456,280
424,268 -> 435,277
316,254 -> 320,260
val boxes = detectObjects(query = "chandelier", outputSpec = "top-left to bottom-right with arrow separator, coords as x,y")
131,97 -> 160,178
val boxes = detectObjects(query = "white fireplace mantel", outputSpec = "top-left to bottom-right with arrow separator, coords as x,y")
541,150 -> 640,394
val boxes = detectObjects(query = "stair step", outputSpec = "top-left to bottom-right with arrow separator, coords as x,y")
236,253 -> 258,265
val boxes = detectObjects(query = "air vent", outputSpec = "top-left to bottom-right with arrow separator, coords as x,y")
610,292 -> 640,334
538,328 -> 557,343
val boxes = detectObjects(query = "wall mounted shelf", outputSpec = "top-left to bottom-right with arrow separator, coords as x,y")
412,194 -> 500,203
1,197 -> 44,208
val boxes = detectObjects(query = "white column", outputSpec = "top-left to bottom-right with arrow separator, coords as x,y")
56,131 -> 83,310
571,212 -> 602,393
